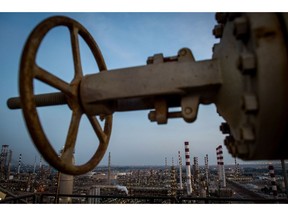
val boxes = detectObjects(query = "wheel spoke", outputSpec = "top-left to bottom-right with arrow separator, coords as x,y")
69,26 -> 83,79
61,110 -> 82,162
87,115 -> 108,144
34,65 -> 72,96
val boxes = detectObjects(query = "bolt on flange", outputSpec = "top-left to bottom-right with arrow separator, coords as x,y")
233,16 -> 249,40
213,24 -> 224,39
237,52 -> 257,74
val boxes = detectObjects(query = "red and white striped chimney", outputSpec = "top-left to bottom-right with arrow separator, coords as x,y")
216,145 -> 226,187
184,141 -> 193,195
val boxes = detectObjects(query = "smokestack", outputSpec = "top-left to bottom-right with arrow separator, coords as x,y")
234,157 -> 240,180
7,150 -> 12,180
169,157 -> 177,199
184,141 -> 193,195
216,145 -> 226,187
204,154 -> 209,188
165,157 -> 168,176
108,152 -> 111,185
17,154 -> 22,174
193,157 -> 199,189
178,151 -> 183,190
33,156 -> 37,174
268,164 -> 277,197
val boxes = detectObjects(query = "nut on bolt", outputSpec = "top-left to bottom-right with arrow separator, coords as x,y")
215,13 -> 227,24
240,126 -> 255,141
148,111 -> 156,122
242,94 -> 258,113
220,122 -> 230,134
179,49 -> 187,57
233,16 -> 249,40
213,24 -> 224,39
238,52 -> 256,74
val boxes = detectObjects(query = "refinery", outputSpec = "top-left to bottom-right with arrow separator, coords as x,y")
2,13 -> 288,205
1,142 -> 288,204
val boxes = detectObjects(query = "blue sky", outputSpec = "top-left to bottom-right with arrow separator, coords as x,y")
0,12 -> 243,168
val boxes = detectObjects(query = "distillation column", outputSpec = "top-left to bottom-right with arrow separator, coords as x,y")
184,141 -> 193,195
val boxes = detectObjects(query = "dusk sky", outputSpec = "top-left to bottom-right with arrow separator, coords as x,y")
0,12 -> 247,169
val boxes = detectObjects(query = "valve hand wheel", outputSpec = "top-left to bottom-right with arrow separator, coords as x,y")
20,16 -> 112,175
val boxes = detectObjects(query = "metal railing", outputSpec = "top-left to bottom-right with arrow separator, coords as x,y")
1,193 -> 288,204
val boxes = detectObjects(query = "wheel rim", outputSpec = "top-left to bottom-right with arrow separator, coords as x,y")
19,16 -> 112,175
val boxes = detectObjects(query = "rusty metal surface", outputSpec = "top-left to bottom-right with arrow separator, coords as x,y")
7,92 -> 66,109
214,13 -> 288,159
18,16 -> 112,175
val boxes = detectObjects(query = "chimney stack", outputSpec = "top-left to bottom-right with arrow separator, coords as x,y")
184,141 -> 193,195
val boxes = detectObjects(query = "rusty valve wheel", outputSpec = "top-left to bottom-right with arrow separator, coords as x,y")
19,16 -> 112,175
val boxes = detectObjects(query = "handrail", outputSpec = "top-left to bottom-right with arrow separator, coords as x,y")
0,193 -> 36,204
1,193 -> 288,204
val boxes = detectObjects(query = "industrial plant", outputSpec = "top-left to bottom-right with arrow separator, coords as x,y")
1,142 -> 288,204
2,13 -> 288,204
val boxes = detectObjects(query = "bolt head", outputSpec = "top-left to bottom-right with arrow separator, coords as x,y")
212,24 -> 224,39
238,52 -> 257,73
242,94 -> 258,113
215,13 -> 227,24
179,49 -> 187,57
220,122 -> 230,134
184,107 -> 193,115
240,126 -> 255,141
147,56 -> 154,64
148,111 -> 156,122
233,16 -> 249,40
